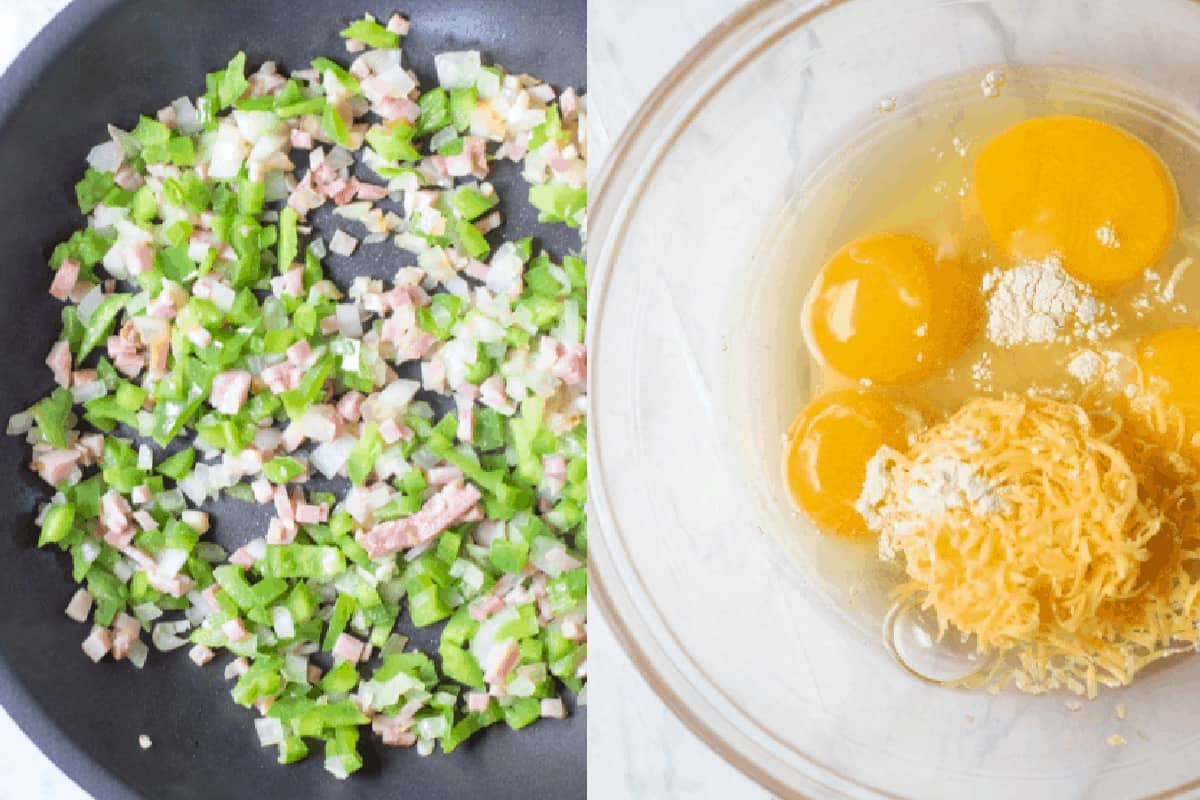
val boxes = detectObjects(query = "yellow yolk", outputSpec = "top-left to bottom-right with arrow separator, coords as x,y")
975,115 -> 1177,292
803,233 -> 978,384
784,390 -> 912,537
1138,327 -> 1200,436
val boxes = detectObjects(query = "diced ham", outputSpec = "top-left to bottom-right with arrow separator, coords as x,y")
127,241 -> 154,275
202,584 -> 223,612
111,612 -> 140,660
147,571 -> 194,599
332,632 -> 365,663
467,692 -> 491,713
372,715 -> 417,747
77,434 -> 104,461
114,164 -> 142,191
540,698 -> 567,719
426,465 -> 463,486
355,182 -> 389,201
286,338 -> 312,366
295,503 -> 322,524
103,527 -> 135,548
210,370 -> 252,415
82,626 -> 112,662
479,375 -> 516,414
553,342 -> 586,385
374,96 -> 420,122
386,13 -> 410,35
64,588 -> 93,623
290,129 -> 314,151
483,638 -> 521,685
230,546 -> 257,567
267,516 -> 298,545
35,449 -> 81,486
337,391 -> 364,422
270,266 -> 304,298
222,617 -> 250,643
469,595 -> 504,622
378,418 -> 403,445
260,361 -> 301,393
46,340 -> 71,388
189,644 -> 215,666
147,294 -> 177,320
543,454 -> 567,482
49,259 -> 80,301
361,481 -> 482,558
273,484 -> 294,520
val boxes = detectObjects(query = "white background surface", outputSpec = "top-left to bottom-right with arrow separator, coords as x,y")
0,1 -> 767,797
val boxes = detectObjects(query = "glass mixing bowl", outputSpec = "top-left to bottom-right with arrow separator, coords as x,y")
588,0 -> 1200,797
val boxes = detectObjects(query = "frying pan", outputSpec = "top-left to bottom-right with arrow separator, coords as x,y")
0,1 -> 586,797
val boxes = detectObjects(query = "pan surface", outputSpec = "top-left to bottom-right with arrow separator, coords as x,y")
0,1 -> 586,798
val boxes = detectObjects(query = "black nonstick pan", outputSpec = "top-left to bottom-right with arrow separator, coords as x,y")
0,1 -> 586,797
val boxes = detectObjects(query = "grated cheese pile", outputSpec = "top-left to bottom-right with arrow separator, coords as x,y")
860,394 -> 1200,696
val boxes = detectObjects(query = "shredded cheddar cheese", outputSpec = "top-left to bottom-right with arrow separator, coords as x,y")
866,394 -> 1200,696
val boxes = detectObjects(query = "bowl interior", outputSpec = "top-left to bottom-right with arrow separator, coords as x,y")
590,0 -> 1200,797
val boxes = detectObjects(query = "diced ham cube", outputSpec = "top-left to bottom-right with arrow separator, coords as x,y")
290,129 -> 314,151
361,481 -> 482,558
273,484 -> 294,520
64,588 -> 93,623
222,617 -> 250,643
286,338 -> 312,366
337,391 -> 364,422
189,644 -> 214,666
35,449 -> 81,486
295,503 -> 322,524
332,632 -> 365,663
46,340 -> 72,388
49,259 -> 80,301
82,626 -> 112,662
210,370 -> 252,415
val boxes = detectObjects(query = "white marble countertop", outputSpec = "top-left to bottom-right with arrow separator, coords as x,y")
586,0 -> 770,798
0,0 -> 766,797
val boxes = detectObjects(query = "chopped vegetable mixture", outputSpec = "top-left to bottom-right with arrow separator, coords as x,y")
8,11 -> 586,777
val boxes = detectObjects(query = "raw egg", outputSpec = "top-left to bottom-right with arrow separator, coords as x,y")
803,232 -> 978,384
784,389 -> 912,537
1137,326 -> 1200,435
975,115 -> 1177,291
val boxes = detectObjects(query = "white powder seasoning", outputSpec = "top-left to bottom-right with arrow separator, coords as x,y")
1066,351 -> 1104,383
982,256 -> 1115,347
857,446 -> 1008,550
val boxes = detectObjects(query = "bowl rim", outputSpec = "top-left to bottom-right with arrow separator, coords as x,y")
585,0 -> 1200,798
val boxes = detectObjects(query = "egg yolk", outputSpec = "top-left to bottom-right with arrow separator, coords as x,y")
975,115 -> 1177,292
1137,327 -> 1200,435
803,232 -> 978,384
784,390 -> 912,537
